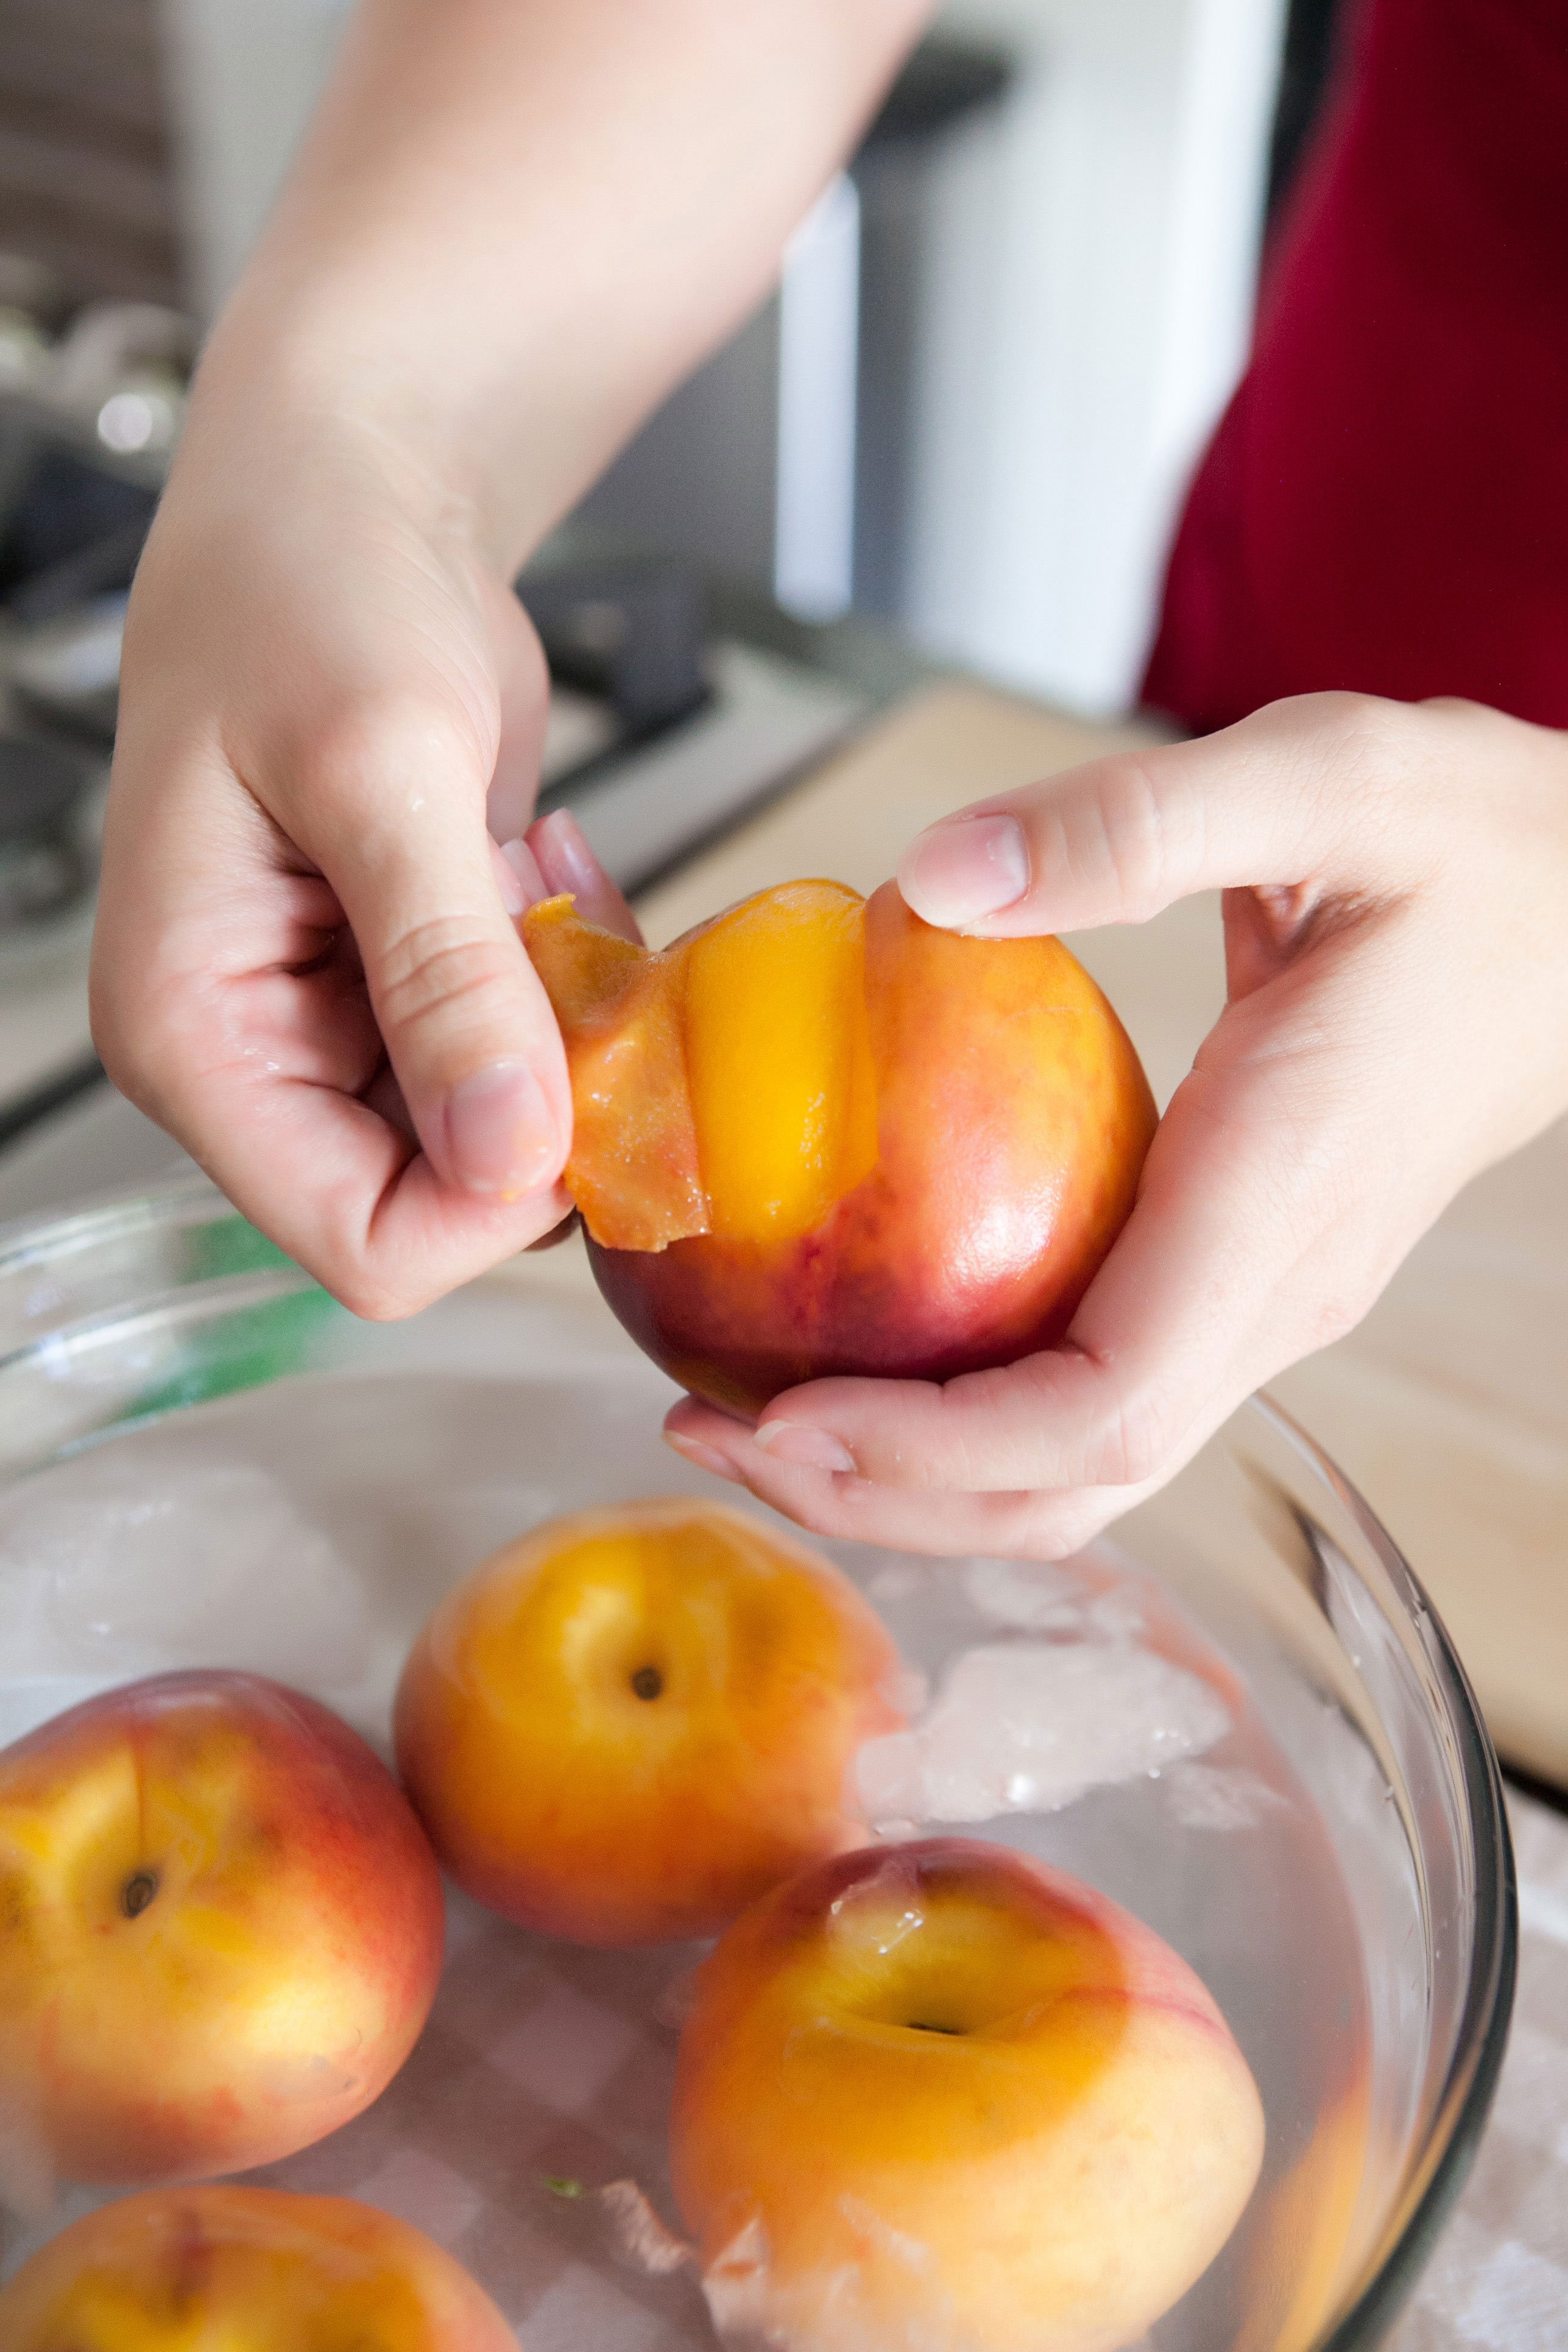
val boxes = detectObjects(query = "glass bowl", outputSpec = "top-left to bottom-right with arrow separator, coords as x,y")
0,1178 -> 1515,2350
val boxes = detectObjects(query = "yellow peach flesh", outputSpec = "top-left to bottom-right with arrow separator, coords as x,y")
683,880 -> 877,1242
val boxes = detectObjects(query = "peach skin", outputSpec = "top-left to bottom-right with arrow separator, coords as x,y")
0,2184 -> 516,2348
669,1836 -> 1265,2352
523,877 -> 1156,1415
0,1670 -> 445,2191
394,1497 -> 908,1945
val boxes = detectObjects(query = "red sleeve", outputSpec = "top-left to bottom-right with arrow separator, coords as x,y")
1142,0 -> 1568,733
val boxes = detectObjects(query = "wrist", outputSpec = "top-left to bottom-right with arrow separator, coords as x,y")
177,267 -> 555,580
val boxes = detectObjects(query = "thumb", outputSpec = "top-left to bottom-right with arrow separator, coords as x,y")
295,701 -> 570,1198
895,692 -> 1401,937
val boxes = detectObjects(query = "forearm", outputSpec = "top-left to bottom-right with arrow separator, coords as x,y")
189,0 -> 930,568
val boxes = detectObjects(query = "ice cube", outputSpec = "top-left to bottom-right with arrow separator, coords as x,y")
0,1457 -> 373,1691
1162,1761 -> 1291,1831
854,1640 -> 1230,1828
961,1556 -> 1086,1633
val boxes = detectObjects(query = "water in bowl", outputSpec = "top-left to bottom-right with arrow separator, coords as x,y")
0,1299 -> 1371,2350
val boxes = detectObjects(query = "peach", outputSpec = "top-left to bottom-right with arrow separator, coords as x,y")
0,1670 -> 445,2189
0,2186 -> 515,2348
523,878 -> 1156,1414
669,1836 -> 1265,2352
394,1498 -> 908,1946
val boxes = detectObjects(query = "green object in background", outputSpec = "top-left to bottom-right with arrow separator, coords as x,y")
183,1213 -> 302,1285
123,1214 -> 344,1425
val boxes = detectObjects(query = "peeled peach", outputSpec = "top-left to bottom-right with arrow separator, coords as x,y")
669,1836 -> 1265,2352
523,878 -> 1156,1413
0,2186 -> 515,2348
394,1499 -> 908,1946
0,1670 -> 445,2189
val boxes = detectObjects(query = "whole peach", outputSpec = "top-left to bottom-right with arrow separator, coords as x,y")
0,1670 -> 444,2188
395,1498 -> 908,1945
0,2186 -> 515,2348
670,1836 -> 1265,2352
525,878 -> 1156,1414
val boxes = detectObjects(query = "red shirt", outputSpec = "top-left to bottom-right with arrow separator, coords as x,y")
1142,0 -> 1568,732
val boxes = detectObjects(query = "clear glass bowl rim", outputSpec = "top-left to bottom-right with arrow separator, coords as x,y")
0,1181 -> 1520,2348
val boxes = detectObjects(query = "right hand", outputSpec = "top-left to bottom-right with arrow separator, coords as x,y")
665,691 -> 1568,1555
91,399 -> 633,1318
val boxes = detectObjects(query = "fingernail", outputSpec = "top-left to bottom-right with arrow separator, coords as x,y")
530,809 -> 601,900
444,1061 -> 560,1196
754,1422 -> 856,1474
663,1430 -> 743,1483
898,813 -> 1029,929
495,836 -> 546,917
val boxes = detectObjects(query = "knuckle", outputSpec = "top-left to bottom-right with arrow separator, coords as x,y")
329,1272 -> 429,1324
88,968 -> 173,1120
1092,1384 -> 1178,1490
1088,756 -> 1170,914
288,688 -> 494,822
1298,691 -> 1412,793
1076,754 -> 1198,920
316,1234 -> 443,1323
373,917 -> 521,1049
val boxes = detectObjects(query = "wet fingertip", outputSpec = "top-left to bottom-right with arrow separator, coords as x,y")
494,835 -> 547,917
528,808 -> 600,897
528,810 -> 642,942
754,1422 -> 858,1475
663,1429 -> 744,1485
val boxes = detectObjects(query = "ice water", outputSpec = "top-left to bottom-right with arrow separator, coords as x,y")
0,1284 -> 1372,2350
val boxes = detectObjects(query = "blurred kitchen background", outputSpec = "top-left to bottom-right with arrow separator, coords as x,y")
0,0 -> 1341,1198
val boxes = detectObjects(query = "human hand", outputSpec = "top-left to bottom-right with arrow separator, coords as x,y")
664,693 -> 1568,1554
89,0 -> 930,1319
91,400 -> 636,1318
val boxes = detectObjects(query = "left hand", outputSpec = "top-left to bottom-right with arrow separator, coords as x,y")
662,691 -> 1568,1556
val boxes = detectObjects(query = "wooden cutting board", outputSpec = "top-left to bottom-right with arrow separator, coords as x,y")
629,680 -> 1568,1785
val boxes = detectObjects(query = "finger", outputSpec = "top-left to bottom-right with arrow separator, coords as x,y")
662,1402 -> 1145,1560
493,833 -> 548,914
527,808 -> 643,943
275,694 -> 572,1201
895,690 -> 1419,937
361,1058 -> 418,1142
188,1052 -> 573,1316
